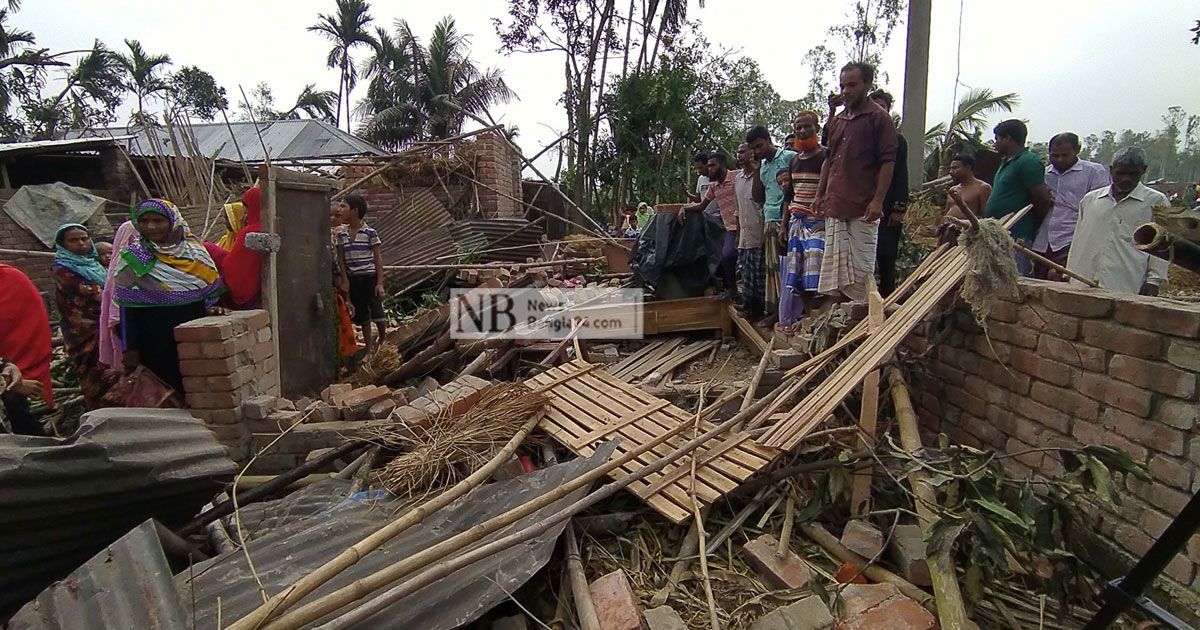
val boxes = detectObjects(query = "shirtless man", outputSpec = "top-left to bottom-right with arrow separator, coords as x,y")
939,153 -> 991,245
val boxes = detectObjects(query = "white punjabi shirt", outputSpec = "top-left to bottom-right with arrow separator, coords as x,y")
1066,182 -> 1169,294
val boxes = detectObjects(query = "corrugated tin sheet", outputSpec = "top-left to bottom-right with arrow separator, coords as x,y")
178,444 -> 614,629
448,221 -> 489,258
373,189 -> 457,283
0,408 -> 236,613
8,520 -> 188,630
467,218 -> 546,263
65,120 -> 384,162
0,136 -> 135,156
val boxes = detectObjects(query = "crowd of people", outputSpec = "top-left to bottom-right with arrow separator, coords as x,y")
618,60 -> 1178,334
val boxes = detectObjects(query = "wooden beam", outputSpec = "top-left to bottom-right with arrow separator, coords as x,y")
850,283 -> 884,517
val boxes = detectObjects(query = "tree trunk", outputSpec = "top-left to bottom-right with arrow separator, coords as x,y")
335,55 -> 346,129
637,0 -> 658,75
573,0 -> 616,217
620,0 -> 635,82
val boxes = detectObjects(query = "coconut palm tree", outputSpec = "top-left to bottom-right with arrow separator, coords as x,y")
308,0 -> 377,133
280,84 -> 338,122
932,88 -> 1019,177
25,40 -> 123,137
357,16 -> 513,149
116,39 -> 172,125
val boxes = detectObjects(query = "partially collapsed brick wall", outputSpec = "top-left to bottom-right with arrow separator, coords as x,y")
174,310 -> 279,462
909,280 -> 1200,601
0,192 -> 54,295
475,130 -> 522,218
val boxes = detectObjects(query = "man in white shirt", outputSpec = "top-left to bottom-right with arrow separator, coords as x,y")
1066,147 -> 1169,295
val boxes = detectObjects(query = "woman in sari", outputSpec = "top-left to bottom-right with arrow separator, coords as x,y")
98,222 -> 139,370
52,223 -> 109,407
113,199 -> 225,394
220,186 -> 263,309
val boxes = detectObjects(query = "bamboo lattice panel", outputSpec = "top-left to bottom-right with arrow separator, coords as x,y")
528,360 -> 778,523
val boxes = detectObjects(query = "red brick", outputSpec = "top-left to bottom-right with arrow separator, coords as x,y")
961,414 -> 1007,449
1010,348 -> 1073,386
1115,524 -> 1154,556
337,385 -> 392,409
1009,396 -> 1072,435
1101,407 -> 1185,456
174,315 -> 245,342
932,363 -> 966,388
985,403 -> 1019,434
588,570 -> 642,630
204,365 -> 256,392
177,342 -> 204,360
1042,285 -> 1115,317
1075,372 -> 1152,417
1017,306 -> 1080,340
186,390 -> 245,410
1072,419 -> 1149,461
1114,298 -> 1200,337
1031,381 -> 1100,420
986,321 -> 1039,349
742,534 -> 814,590
322,383 -> 353,405
1038,334 -> 1107,372
229,309 -> 271,331
968,335 -> 1009,364
196,338 -> 237,359
837,583 -> 936,630
179,356 -> 237,376
945,387 -> 986,417
1149,456 -> 1193,491
1109,354 -> 1196,398
256,326 -> 273,343
975,356 -> 1032,394
1166,340 -> 1200,371
988,300 -> 1019,323
1081,320 -> 1163,359
1156,399 -> 1199,431
248,341 -> 273,362
1147,483 -> 1191,515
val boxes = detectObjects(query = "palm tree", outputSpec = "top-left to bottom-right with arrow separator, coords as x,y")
116,39 -> 172,125
308,0 -> 377,133
26,41 -> 124,137
358,16 -> 514,149
933,88 -> 1019,177
280,84 -> 338,122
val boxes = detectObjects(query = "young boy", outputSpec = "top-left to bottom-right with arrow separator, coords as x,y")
335,194 -> 387,353
95,241 -> 114,268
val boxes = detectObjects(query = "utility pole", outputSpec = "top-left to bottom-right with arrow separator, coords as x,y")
901,0 -> 932,192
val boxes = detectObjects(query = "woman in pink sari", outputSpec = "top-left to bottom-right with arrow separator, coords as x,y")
98,221 -> 138,369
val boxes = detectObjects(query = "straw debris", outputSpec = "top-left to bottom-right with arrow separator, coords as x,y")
958,217 -> 1021,324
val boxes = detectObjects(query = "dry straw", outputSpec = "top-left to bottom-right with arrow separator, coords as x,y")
372,382 -> 547,498
958,217 -> 1020,325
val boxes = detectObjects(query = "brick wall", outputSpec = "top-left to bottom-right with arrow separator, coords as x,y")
0,204 -> 54,296
174,309 -> 279,462
474,130 -> 523,218
909,280 -> 1200,605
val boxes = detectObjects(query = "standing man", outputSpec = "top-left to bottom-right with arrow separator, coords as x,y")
733,142 -> 766,317
867,89 -> 909,297
984,119 -> 1054,276
748,126 -> 797,315
1032,132 -> 1111,280
681,150 -> 739,300
938,153 -> 992,245
811,62 -> 898,304
1067,147 -> 1168,295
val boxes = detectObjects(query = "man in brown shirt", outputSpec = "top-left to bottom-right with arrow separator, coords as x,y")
812,62 -> 898,303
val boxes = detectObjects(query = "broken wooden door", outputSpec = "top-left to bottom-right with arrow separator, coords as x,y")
260,165 -> 338,398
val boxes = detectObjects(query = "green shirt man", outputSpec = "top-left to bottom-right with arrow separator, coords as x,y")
985,147 -> 1045,244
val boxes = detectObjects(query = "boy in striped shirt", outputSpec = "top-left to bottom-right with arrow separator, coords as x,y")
335,194 -> 386,353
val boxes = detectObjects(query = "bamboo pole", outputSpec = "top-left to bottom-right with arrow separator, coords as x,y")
225,412 -> 543,630
799,522 -> 936,612
850,285 -> 884,517
888,367 -> 970,629
564,525 -> 602,630
739,337 -> 774,415
381,257 -> 602,272
258,381 -> 777,630
944,216 -> 1099,287
0,248 -> 53,257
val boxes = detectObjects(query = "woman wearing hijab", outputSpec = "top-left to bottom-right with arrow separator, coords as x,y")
216,199 -> 246,251
98,221 -> 139,370
113,199 -> 225,394
52,223 -> 109,407
0,263 -> 53,435
220,186 -> 263,309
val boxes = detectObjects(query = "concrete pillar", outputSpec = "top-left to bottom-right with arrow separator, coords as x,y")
900,0 -> 932,192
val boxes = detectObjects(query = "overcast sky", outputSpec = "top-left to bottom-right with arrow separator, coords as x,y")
17,1 -> 1200,171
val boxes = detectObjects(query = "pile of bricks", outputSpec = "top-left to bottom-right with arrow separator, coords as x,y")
910,280 -> 1200,597
244,375 -> 495,475
174,309 -> 278,461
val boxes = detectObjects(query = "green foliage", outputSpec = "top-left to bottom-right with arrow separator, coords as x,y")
593,37 -> 793,209
357,16 -> 514,149
827,0 -> 905,68
170,66 -> 227,121
889,437 -> 1150,613
116,38 -> 172,122
308,0 -> 378,130
1082,106 -> 1200,185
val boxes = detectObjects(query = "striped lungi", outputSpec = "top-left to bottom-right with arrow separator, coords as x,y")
818,217 -> 879,303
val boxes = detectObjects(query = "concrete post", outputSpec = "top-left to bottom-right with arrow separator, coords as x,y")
900,0 -> 932,192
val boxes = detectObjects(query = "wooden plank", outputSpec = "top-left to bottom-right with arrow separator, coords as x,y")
728,305 -> 768,357
579,400 -> 671,442
612,337 -> 684,380
639,340 -> 719,384
609,339 -> 667,376
850,285 -> 884,517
